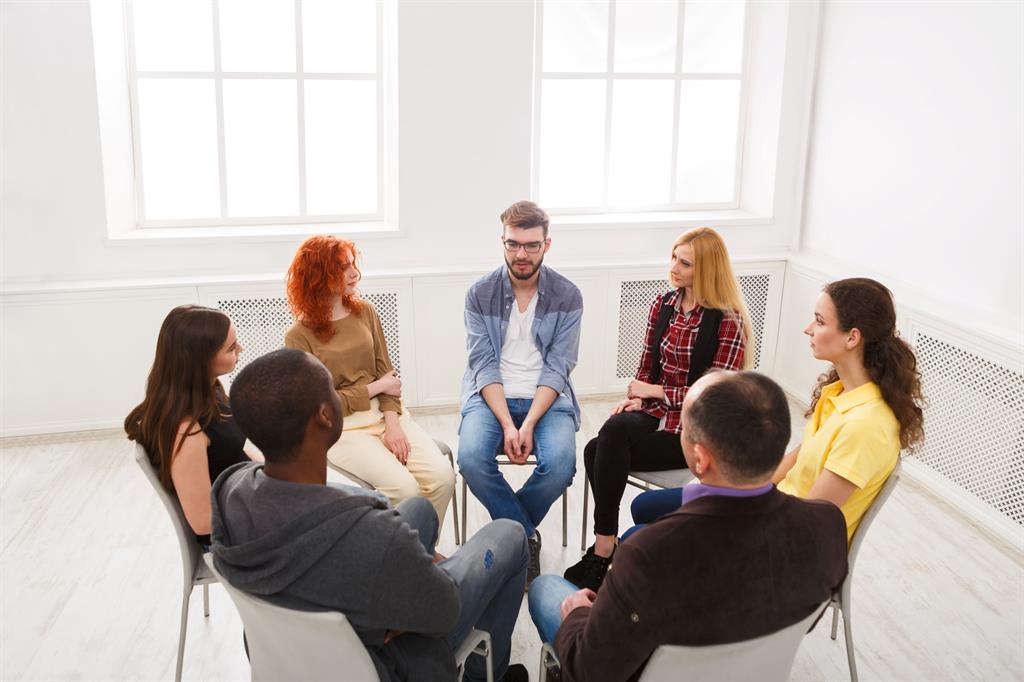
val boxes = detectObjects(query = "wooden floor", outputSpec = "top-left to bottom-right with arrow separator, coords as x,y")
2,397 -> 1022,681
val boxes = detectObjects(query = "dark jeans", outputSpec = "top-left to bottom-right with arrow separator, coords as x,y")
583,411 -> 687,536
620,487 -> 684,542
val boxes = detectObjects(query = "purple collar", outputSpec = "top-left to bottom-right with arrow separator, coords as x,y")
681,481 -> 774,506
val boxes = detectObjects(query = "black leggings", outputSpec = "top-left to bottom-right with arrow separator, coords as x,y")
583,411 -> 687,536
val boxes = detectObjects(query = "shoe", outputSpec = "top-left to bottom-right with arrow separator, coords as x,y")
501,663 -> 529,682
563,547 -> 613,592
527,530 -> 542,586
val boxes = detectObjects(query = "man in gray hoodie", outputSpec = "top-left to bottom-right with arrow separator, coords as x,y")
211,348 -> 529,681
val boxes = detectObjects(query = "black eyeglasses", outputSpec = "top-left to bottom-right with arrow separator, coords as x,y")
503,239 -> 544,254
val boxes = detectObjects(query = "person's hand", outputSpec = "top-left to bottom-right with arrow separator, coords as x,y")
382,421 -> 411,465
374,371 -> 402,397
515,420 -> 536,461
612,397 -> 643,415
627,379 -> 654,400
560,588 -> 598,620
502,424 -> 524,463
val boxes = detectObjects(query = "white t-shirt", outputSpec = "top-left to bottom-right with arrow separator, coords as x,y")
500,294 -> 543,399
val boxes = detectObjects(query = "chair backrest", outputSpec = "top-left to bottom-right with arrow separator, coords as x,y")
848,460 -> 902,571
205,558 -> 380,682
133,442 -> 205,585
638,602 -> 828,682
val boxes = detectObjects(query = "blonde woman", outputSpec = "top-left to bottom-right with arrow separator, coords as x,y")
564,227 -> 752,591
283,235 -> 455,524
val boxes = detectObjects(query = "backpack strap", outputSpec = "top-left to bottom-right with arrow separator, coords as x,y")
686,307 -> 725,387
648,291 -> 677,385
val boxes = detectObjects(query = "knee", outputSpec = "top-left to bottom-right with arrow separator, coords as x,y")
431,465 -> 456,498
487,518 -> 529,561
392,476 -> 421,502
457,446 -> 492,480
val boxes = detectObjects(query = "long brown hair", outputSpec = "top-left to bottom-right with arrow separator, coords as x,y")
673,227 -> 754,369
124,305 -> 231,491
286,235 -> 363,342
808,278 -> 925,450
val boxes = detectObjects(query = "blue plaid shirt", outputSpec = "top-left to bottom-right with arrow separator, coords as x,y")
460,265 -> 583,429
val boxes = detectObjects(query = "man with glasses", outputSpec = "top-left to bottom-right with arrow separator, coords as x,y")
458,200 -> 583,585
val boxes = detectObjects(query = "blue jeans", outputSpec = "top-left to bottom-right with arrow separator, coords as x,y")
399,498 -> 528,682
458,394 -> 577,536
527,574 -> 578,645
621,487 -> 684,541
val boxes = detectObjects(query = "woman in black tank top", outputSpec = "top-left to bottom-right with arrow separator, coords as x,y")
125,305 -> 259,545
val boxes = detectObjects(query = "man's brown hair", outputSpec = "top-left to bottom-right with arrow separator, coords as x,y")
500,200 -> 549,237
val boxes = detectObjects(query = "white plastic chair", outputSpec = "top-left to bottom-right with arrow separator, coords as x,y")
461,452 -> 569,547
580,468 -> 694,550
328,438 -> 461,544
133,443 -> 217,682
539,601 -> 827,682
206,556 -> 493,681
830,460 -> 902,682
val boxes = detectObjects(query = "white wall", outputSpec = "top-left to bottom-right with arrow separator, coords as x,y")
1,0 -> 808,290
798,0 -> 1022,344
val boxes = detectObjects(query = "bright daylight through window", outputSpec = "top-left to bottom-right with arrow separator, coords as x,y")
127,0 -> 382,227
535,0 -> 747,214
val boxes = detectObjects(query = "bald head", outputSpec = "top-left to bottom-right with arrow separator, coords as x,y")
682,370 -> 791,484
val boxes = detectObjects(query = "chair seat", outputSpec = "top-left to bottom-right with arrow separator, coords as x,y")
629,468 -> 694,490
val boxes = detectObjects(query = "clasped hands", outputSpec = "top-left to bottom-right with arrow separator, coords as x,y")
502,420 -> 536,465
612,379 -> 665,415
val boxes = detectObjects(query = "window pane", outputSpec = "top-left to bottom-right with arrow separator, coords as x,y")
219,0 -> 295,72
681,0 -> 746,73
133,0 -> 213,71
539,80 -> 607,209
303,0 -> 376,73
608,80 -> 675,206
223,80 -> 299,216
676,80 -> 740,203
542,1 -> 609,72
614,0 -> 677,73
304,81 -> 378,215
137,79 -> 220,220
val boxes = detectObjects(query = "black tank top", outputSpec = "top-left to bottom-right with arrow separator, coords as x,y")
197,400 -> 248,545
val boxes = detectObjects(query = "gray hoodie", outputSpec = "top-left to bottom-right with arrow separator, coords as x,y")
211,462 -> 460,681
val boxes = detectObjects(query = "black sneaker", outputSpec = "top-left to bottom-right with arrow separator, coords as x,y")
564,549 -> 613,592
562,544 -> 595,586
527,530 -> 542,586
501,663 -> 529,682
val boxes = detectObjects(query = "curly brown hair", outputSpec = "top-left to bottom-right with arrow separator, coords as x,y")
807,278 -> 925,450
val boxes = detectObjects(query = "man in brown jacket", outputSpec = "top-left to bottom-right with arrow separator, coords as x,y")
528,370 -> 848,682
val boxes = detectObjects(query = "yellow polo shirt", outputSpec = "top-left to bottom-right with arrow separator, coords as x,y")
778,380 -> 900,542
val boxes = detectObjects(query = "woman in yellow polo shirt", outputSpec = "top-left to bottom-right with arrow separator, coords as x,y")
626,278 -> 924,544
772,277 -> 924,541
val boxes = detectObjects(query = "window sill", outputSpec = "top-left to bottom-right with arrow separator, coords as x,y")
105,221 -> 401,246
550,208 -> 772,231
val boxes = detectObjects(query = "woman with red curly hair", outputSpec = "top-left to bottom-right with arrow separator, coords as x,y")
284,235 -> 455,523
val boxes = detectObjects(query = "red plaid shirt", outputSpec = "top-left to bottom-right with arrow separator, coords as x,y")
636,291 -> 746,434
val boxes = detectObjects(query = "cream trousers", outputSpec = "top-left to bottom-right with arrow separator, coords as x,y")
328,399 -> 455,523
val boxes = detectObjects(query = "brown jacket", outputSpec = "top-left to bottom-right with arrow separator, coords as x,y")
555,488 -> 848,682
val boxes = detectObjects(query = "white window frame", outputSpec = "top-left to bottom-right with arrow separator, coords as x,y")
124,0 -> 390,229
531,0 -> 752,216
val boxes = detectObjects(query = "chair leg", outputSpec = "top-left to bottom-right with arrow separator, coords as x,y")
561,490 -> 568,547
202,583 -> 209,617
830,603 -> 839,640
485,635 -> 494,682
842,603 -> 859,682
175,589 -> 192,682
461,477 -> 469,544
580,477 -> 590,552
447,452 -> 461,545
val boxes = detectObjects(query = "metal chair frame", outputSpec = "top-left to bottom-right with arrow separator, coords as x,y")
462,453 -> 569,547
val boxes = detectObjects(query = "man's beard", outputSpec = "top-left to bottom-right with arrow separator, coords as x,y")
505,254 -> 543,281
